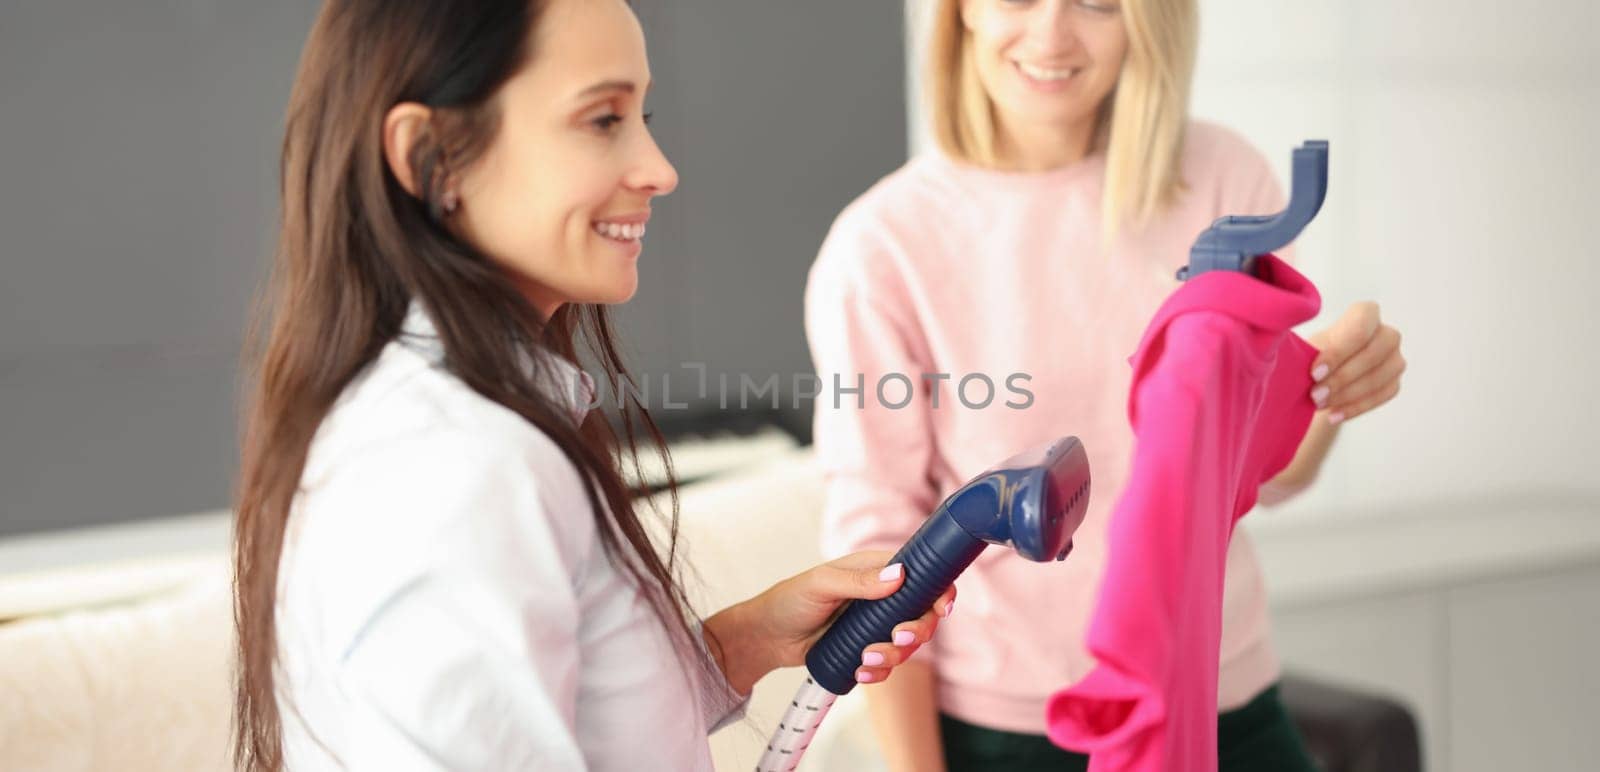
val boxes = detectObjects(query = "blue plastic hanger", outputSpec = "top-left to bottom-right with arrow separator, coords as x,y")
1178,140 -> 1329,281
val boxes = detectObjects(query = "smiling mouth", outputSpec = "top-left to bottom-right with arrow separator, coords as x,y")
1013,60 -> 1081,83
592,220 -> 645,242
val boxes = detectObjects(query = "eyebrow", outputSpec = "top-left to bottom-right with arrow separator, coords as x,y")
576,79 -> 653,99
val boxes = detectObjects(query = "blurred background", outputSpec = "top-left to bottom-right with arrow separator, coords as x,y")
1,1 -> 1596,770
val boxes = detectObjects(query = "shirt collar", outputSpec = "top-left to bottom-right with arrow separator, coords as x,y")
398,301 -> 596,425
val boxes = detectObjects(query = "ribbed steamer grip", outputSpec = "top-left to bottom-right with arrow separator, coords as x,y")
804,513 -> 985,695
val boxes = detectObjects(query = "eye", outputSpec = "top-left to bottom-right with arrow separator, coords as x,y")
643,110 -> 654,125
591,113 -> 623,132
1078,0 -> 1120,13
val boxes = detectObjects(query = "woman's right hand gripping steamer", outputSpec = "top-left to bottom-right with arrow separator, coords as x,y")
758,436 -> 1093,771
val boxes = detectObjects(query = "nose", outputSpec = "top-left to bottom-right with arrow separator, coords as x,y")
626,128 -> 678,197
1030,0 -> 1085,55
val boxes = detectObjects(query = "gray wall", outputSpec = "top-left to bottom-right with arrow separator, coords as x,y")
619,3 -> 908,422
0,1 -> 906,537
0,2 -> 320,538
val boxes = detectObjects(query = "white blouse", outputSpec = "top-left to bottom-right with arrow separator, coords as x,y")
275,304 -> 744,770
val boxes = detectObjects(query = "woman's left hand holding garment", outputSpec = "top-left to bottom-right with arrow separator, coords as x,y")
1262,301 -> 1407,504
1306,301 -> 1407,425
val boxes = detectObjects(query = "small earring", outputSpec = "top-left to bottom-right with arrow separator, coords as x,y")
440,189 -> 460,215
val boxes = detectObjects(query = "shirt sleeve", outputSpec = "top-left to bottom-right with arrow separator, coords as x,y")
299,428 -> 593,771
804,216 -> 941,560
689,619 -> 751,733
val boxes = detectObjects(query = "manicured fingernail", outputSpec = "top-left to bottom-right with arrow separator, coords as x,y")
863,651 -> 885,666
1311,385 -> 1330,407
1312,363 -> 1330,382
945,598 -> 955,617
879,563 -> 903,582
1328,411 -> 1345,426
856,669 -> 876,683
894,630 -> 916,646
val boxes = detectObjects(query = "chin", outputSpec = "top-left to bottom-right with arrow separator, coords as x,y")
592,276 -> 640,305
1011,100 -> 1103,133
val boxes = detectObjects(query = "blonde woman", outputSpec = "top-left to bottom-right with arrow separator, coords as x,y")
804,0 -> 1406,770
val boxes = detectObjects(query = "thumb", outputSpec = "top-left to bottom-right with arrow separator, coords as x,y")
1310,301 -> 1380,381
809,551 -> 903,603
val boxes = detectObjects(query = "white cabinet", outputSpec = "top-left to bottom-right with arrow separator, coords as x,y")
1273,592 -> 1448,768
1253,504 -> 1600,772
1446,566 -> 1600,771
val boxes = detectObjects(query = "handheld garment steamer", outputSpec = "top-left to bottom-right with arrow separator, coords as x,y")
756,436 -> 1092,772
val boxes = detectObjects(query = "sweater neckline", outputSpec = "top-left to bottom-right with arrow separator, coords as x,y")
920,147 -> 1107,191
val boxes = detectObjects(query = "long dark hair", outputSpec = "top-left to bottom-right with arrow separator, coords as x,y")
233,1 -> 697,768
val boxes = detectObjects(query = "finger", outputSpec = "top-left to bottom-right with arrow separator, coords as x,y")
1326,349 -> 1405,415
1329,379 -> 1401,425
858,636 -> 931,684
934,584 -> 957,617
851,600 -> 946,676
1318,324 -> 1400,398
892,609 -> 941,650
860,641 -> 910,670
1310,302 -> 1381,381
855,666 -> 891,684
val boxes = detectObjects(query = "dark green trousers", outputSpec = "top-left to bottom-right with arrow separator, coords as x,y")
941,684 -> 1319,772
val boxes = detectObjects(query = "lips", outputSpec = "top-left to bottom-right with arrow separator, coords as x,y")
592,220 -> 645,241
1013,60 -> 1081,86
592,212 -> 649,242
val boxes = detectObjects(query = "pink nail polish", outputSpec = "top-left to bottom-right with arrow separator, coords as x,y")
945,598 -> 955,617
878,563 -> 903,582
856,669 -> 876,683
1312,363 -> 1330,382
1311,385 -> 1330,406
894,630 -> 916,646
863,651 -> 885,666
1328,411 -> 1345,426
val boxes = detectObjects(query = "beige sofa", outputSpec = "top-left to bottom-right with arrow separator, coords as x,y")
0,446 -> 884,771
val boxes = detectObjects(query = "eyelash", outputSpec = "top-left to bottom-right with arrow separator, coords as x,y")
1002,0 -> 1119,12
591,111 -> 654,132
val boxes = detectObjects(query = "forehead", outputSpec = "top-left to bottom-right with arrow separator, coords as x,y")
524,0 -> 651,93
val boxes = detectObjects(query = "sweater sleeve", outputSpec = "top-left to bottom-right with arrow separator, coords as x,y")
803,213 -> 940,560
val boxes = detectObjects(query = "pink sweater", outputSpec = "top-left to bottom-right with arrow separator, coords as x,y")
804,122 -> 1292,733
1045,255 -> 1320,770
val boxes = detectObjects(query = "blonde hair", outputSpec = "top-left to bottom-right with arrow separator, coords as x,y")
924,0 -> 1198,234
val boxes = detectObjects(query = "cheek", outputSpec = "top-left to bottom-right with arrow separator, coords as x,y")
1089,28 -> 1129,74
499,158 -> 599,257
564,174 -> 620,240
452,159 -> 569,289
973,13 -> 1025,62
971,22 -> 1025,96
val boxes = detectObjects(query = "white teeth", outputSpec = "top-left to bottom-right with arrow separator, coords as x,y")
1016,61 -> 1077,81
593,221 -> 646,240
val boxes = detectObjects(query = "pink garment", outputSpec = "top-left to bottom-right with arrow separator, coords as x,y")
1044,255 -> 1321,771
804,122 -> 1296,732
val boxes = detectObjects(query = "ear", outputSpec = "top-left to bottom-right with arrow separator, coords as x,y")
382,102 -> 433,198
